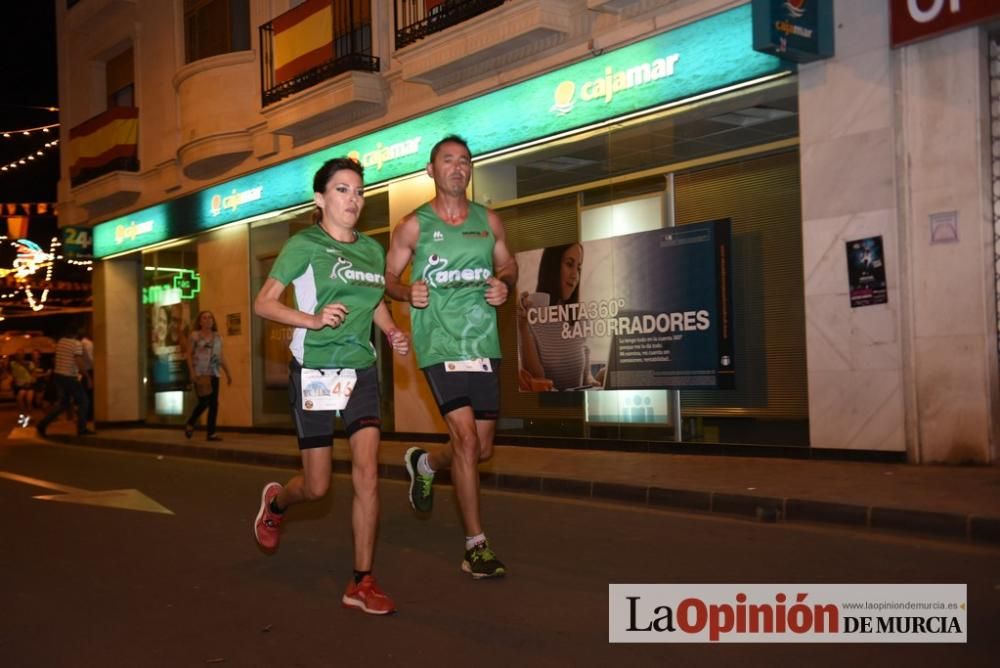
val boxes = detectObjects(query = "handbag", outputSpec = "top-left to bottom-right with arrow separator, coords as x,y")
194,374 -> 214,398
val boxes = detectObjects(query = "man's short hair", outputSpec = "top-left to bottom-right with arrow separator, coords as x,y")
429,135 -> 471,163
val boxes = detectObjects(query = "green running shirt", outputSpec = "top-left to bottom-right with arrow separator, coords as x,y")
410,201 -> 501,368
269,225 -> 385,370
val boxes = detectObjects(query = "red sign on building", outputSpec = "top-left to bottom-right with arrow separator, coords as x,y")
891,0 -> 1000,47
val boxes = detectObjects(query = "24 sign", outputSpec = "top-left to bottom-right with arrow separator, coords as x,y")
61,227 -> 92,258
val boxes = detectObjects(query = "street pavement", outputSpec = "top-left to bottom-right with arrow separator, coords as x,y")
5,439 -> 997,666
14,418 -> 1000,549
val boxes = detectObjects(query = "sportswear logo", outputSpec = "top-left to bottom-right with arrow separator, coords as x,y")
421,254 -> 492,289
331,257 -> 386,288
433,230 -> 444,242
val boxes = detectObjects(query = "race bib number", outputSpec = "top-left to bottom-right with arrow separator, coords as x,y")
444,358 -> 492,373
301,368 -> 357,411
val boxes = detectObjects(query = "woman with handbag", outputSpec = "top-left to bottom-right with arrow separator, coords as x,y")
184,310 -> 232,441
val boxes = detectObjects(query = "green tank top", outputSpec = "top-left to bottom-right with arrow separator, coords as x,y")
410,201 -> 501,368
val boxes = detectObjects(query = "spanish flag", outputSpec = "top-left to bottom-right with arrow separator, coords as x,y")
68,107 -> 138,187
273,0 -> 333,84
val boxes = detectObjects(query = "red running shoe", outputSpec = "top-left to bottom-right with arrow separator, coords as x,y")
253,482 -> 284,550
342,575 -> 396,615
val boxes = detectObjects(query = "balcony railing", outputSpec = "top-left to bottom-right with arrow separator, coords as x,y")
395,0 -> 506,49
260,0 -> 379,107
68,106 -> 139,188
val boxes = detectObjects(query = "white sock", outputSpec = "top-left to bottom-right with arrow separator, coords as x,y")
417,453 -> 435,477
465,533 -> 486,551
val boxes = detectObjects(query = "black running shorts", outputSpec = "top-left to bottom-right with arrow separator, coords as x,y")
421,359 -> 500,420
288,360 -> 381,449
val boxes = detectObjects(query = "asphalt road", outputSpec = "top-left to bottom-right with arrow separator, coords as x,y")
1,419 -> 998,666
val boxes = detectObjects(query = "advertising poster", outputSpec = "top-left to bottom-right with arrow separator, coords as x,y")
149,301 -> 191,391
846,236 -> 887,308
515,219 -> 734,392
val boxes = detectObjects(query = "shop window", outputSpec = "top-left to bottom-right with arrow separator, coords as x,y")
495,195 -> 582,434
475,80 -> 798,202
143,244 -> 200,422
579,193 -> 671,430
481,78 -> 806,446
184,0 -> 250,63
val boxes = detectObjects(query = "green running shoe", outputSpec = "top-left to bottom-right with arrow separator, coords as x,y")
405,447 -> 434,512
462,541 -> 506,579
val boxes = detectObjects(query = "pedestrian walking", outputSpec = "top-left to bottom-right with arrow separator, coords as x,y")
252,157 -> 410,614
36,327 -> 93,437
184,311 -> 232,441
385,135 -> 518,579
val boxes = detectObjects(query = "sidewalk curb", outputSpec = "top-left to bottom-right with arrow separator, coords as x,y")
61,435 -> 1000,549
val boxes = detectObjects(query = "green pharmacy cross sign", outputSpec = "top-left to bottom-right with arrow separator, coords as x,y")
142,269 -> 202,305
172,269 -> 201,300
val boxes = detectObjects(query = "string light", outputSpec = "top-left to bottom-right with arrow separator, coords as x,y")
0,119 -> 61,177
0,107 -> 85,313
0,104 -> 58,112
0,234 -> 91,313
1,139 -> 59,173
0,122 -> 59,138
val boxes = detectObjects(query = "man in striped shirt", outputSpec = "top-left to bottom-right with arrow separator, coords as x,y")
36,327 -> 94,437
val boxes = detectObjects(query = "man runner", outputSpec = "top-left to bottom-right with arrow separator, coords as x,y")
385,135 -> 517,579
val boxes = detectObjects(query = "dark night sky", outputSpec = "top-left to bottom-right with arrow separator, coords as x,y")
0,2 -> 59,204
0,3 -> 71,331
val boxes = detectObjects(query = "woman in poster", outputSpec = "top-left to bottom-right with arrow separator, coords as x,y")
517,242 -> 604,391
183,310 -> 231,440
151,303 -> 191,391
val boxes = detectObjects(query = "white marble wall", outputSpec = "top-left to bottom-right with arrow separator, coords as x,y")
800,1 -> 997,462
993,39 -> 1000,359
991,39 -> 1000,465
899,28 -> 997,463
799,1 -> 905,452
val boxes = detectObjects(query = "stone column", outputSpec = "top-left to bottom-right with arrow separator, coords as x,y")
799,1 -> 905,453
897,27 -> 997,463
93,254 -> 144,422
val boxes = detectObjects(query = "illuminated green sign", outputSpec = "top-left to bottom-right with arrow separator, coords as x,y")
95,204 -> 171,257
142,269 -> 202,304
172,269 -> 201,299
94,5 -> 784,258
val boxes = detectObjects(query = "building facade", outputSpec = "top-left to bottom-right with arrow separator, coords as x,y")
56,0 -> 999,463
